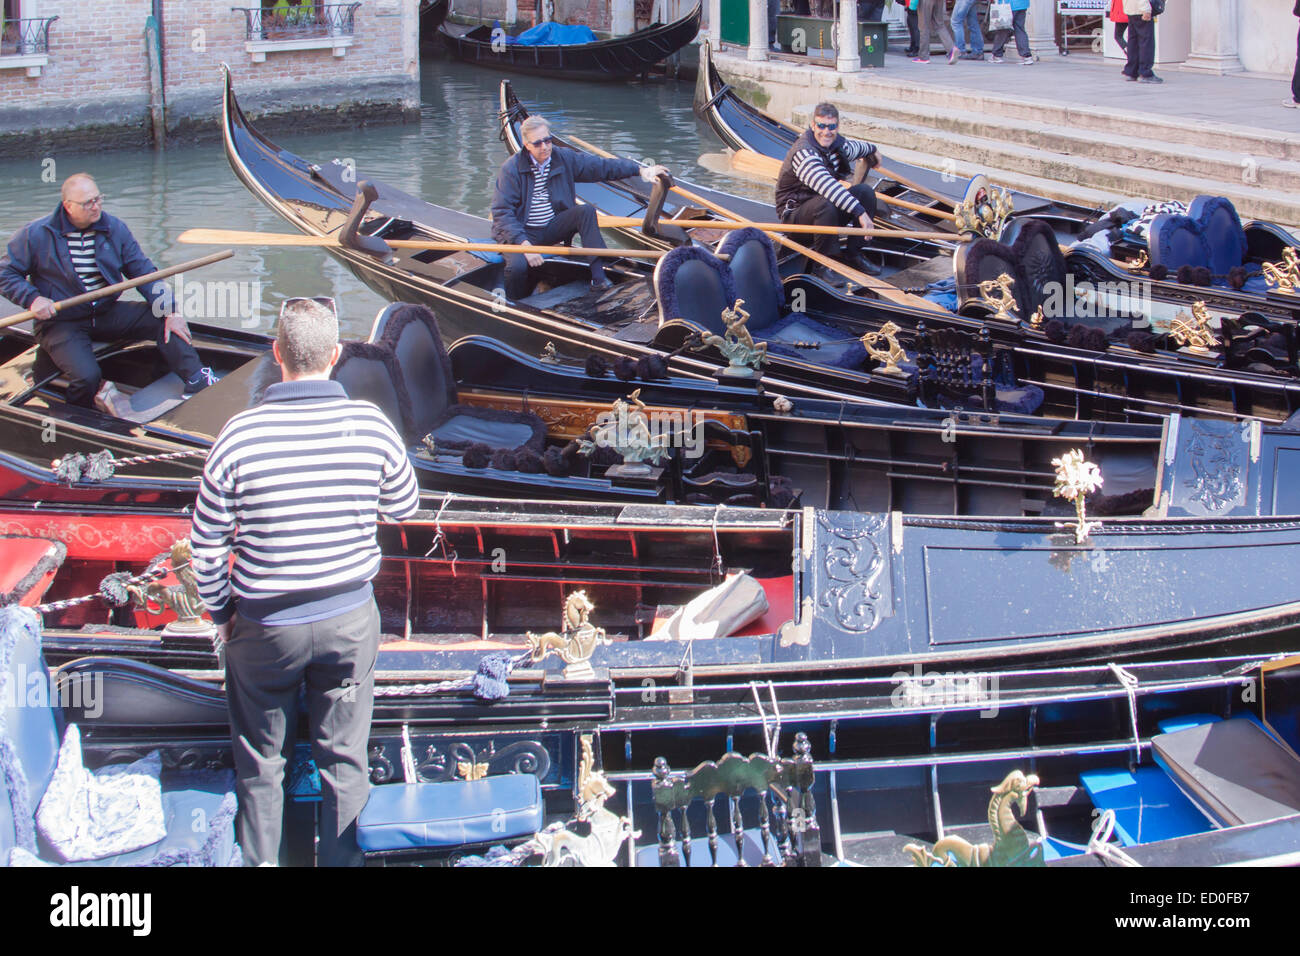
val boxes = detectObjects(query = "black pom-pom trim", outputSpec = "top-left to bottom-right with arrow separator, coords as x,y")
1228,266 -> 1247,290
514,447 -> 544,473
1044,319 -> 1067,344
490,448 -> 517,471
1149,264 -> 1168,281
1191,266 -> 1212,287
1176,265 -> 1194,285
637,355 -> 669,380
613,357 -> 638,381
585,355 -> 610,377
462,443 -> 492,469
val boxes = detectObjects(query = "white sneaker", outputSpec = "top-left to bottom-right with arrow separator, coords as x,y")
94,381 -> 131,417
1285,100 -> 1299,109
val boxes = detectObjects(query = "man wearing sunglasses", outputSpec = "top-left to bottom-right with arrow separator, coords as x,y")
0,173 -> 211,414
775,103 -> 883,278
492,115 -> 669,299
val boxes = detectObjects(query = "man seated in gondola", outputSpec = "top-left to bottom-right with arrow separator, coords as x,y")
491,116 -> 670,300
0,173 -> 212,415
775,103 -> 884,279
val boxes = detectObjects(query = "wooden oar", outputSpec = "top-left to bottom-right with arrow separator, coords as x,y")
875,163 -> 959,211
730,150 -> 959,223
0,250 -> 235,332
177,229 -> 666,258
568,136 -> 947,313
594,214 -> 958,242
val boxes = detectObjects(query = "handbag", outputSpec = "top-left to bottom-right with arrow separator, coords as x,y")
987,0 -> 1013,32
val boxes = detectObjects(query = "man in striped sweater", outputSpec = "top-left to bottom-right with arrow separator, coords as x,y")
190,298 -> 419,866
0,173 -> 210,413
774,103 -> 883,279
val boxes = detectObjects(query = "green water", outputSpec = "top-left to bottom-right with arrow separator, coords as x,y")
0,57 -> 768,339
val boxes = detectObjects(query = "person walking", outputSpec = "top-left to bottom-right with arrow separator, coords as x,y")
1288,0 -> 1299,108
1108,0 -> 1128,54
951,0 -> 985,60
990,0 -> 1037,63
190,298 -> 420,866
1121,0 -> 1159,83
903,0 -> 921,57
914,0 -> 958,63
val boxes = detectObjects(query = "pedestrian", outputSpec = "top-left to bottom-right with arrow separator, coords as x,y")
190,297 -> 420,867
903,0 -> 921,57
1108,0 -> 1128,54
1121,0 -> 1159,83
769,0 -> 781,52
0,173 -> 212,414
951,0 -> 985,60
491,115 -> 668,299
914,0 -> 958,63
1288,0 -> 1299,108
990,0 -> 1037,63
775,102 -> 883,279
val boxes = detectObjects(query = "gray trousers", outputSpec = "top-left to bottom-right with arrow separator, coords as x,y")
224,599 -> 380,867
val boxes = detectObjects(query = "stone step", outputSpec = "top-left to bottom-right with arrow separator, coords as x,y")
791,96 -> 1300,194
792,107 -> 1300,227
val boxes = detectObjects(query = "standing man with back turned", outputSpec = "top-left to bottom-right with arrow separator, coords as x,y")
190,298 -> 419,866
0,173 -> 212,414
775,102 -> 884,279
492,115 -> 668,300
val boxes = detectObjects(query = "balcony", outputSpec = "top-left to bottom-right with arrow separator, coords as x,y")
231,3 -> 362,61
0,16 -> 59,77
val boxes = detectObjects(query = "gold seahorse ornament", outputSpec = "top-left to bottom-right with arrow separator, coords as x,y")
904,770 -> 1045,867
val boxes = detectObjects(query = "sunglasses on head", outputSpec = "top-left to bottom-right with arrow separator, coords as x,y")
280,296 -> 337,320
813,121 -> 838,132
528,136 -> 554,148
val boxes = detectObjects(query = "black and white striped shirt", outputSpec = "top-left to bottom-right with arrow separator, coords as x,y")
190,380 -> 420,626
66,231 -> 106,293
526,157 -> 555,229
775,131 -> 878,221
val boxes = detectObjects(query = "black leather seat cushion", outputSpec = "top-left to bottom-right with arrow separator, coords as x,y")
331,342 -> 415,441
373,303 -> 459,438
1152,718 -> 1300,828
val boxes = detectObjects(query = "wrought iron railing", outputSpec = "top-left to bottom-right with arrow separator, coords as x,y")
0,16 -> 59,56
232,3 -> 361,41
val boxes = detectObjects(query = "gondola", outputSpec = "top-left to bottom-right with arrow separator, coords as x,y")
420,0 -> 450,35
8,505 -> 1300,866
694,38 -> 1300,327
439,2 -> 701,82
222,70 -> 1300,426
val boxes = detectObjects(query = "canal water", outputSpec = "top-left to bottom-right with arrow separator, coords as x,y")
0,56 -> 768,339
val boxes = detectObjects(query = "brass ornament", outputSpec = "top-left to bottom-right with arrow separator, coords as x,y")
527,735 -> 639,866
582,389 -> 673,472
954,183 -> 1014,240
1169,301 -> 1218,355
860,321 -> 907,376
692,299 -> 769,377
904,771 -> 1044,867
525,590 -> 612,680
1130,250 -> 1149,271
539,341 -> 560,363
1261,248 -> 1300,294
126,538 -> 211,636
1029,305 -> 1045,329
978,272 -> 1018,321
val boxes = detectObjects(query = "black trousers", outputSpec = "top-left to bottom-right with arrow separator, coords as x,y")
224,599 -> 380,867
904,8 -> 919,54
1293,22 -> 1300,104
1123,16 -> 1155,78
502,204 -> 607,300
785,184 -> 879,260
33,299 -> 204,407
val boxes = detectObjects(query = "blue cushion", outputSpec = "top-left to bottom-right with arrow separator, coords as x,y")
717,229 -> 784,335
1148,214 -> 1212,273
763,314 -> 867,370
357,774 -> 544,852
655,246 -> 736,335
429,412 -> 539,450
1080,766 -> 1211,845
1188,196 -> 1246,277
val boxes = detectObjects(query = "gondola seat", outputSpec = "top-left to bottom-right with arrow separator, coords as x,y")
357,774 -> 544,857
955,218 -> 1064,320
0,606 -> 240,867
342,303 -> 546,454
1149,197 -> 1268,294
655,234 -> 865,371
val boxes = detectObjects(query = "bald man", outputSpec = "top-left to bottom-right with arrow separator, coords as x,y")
0,173 -> 210,412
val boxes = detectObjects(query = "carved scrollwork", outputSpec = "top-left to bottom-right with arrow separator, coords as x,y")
1182,420 -> 1247,514
368,743 -> 394,784
815,511 -> 890,633
415,739 -> 552,783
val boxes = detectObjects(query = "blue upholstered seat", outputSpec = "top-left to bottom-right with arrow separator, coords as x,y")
0,606 -> 239,867
356,773 -> 544,853
1079,766 -> 1210,846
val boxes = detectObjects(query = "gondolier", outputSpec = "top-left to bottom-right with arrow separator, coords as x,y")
491,115 -> 669,299
190,298 -> 419,866
775,103 -> 884,277
0,173 -> 212,413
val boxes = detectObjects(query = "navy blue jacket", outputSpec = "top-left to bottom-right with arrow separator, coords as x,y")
490,147 -> 641,245
0,202 -> 168,322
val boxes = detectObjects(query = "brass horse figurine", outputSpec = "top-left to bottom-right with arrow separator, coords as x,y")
526,590 -> 612,679
127,538 -> 210,633
904,770 -> 1044,867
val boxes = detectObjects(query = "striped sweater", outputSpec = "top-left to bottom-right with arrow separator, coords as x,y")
775,129 -> 878,221
190,380 -> 419,626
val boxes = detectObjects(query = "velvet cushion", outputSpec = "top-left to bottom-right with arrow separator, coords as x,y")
1188,196 -> 1247,277
426,404 -> 546,454
1009,219 -> 1066,316
958,239 -> 1031,317
358,774 -> 544,851
655,245 -> 736,334
331,342 -> 416,442
374,303 -> 459,438
717,228 -> 784,334
1148,213 -> 1212,274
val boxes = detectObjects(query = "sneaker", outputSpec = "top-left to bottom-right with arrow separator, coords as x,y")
961,52 -> 985,60
1124,73 -> 1138,81
947,46 -> 960,64
910,57 -> 930,63
94,381 -> 131,418
989,55 -> 1004,63
1139,74 -> 1163,83
1021,54 -> 1038,65
184,366 -> 216,394
1284,100 -> 1298,109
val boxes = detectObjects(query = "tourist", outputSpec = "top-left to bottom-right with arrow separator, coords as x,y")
491,115 -> 668,299
1121,0 -> 1159,83
769,0 -> 781,52
990,0 -> 1037,63
775,102 -> 883,278
1109,0 -> 1128,54
0,173 -> 211,413
190,298 -> 420,867
903,0 -> 920,56
1288,0 -> 1299,108
951,0 -> 985,60
914,0 -> 958,63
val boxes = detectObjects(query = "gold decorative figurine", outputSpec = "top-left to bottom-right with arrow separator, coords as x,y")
1169,301 -> 1219,355
954,182 -> 1014,240
904,771 -> 1044,867
692,299 -> 768,377
978,273 -> 1018,322
1261,248 -> 1299,294
526,590 -> 612,680
860,321 -> 907,376
126,538 -> 213,637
